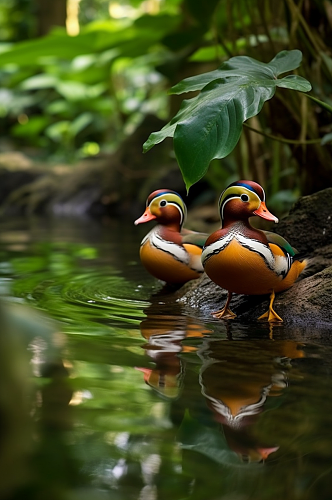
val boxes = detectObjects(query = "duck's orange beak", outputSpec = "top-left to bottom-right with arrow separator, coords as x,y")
257,446 -> 279,460
134,207 -> 157,225
253,202 -> 279,223
135,367 -> 152,382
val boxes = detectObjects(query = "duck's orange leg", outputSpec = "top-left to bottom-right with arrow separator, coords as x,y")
212,292 -> 236,320
258,290 -> 283,322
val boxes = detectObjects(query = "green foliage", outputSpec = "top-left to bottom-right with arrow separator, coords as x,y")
1,0 -> 332,201
178,411 -> 241,466
0,15 -> 180,66
9,241 -> 148,327
144,50 -> 311,189
0,14 -> 179,160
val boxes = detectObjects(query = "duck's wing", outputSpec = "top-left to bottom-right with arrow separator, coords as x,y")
264,231 -> 297,256
181,229 -> 208,249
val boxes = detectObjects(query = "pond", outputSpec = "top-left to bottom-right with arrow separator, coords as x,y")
1,216 -> 332,500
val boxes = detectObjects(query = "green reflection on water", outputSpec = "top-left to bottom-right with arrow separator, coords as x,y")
0,219 -> 332,500
5,241 -> 149,330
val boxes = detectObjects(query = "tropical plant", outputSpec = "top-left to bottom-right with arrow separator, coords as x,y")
143,49 -> 314,190
0,0 -> 332,204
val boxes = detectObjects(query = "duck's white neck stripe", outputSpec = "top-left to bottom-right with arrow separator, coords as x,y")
143,229 -> 189,264
167,202 -> 184,226
237,234 -> 275,269
142,228 -> 203,273
221,196 -> 239,221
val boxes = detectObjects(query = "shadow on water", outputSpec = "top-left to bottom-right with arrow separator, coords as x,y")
0,217 -> 332,499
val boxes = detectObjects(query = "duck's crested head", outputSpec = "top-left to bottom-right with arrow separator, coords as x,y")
134,189 -> 187,227
218,180 -> 278,223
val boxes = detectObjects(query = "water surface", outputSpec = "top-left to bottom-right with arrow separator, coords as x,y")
0,216 -> 332,500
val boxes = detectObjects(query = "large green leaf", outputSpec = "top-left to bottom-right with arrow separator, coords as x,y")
174,78 -> 275,187
143,50 -> 312,189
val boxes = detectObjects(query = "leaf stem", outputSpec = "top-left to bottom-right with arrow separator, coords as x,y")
243,123 -> 322,145
303,93 -> 332,114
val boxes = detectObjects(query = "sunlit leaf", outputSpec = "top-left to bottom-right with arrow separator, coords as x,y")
56,81 -> 91,101
11,116 -> 50,137
189,45 -> 226,62
20,74 -> 58,90
0,32 -> 99,67
0,14 -> 180,68
70,112 -> 94,136
45,121 -> 70,142
46,99 -> 68,115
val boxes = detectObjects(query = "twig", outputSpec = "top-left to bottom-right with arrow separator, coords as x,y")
243,123 -> 322,145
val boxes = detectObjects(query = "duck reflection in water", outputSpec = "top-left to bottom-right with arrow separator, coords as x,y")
136,302 -> 212,399
136,296 -> 306,465
198,327 -> 305,462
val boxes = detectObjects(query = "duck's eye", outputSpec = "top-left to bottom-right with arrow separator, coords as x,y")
160,200 -> 167,207
240,194 -> 249,202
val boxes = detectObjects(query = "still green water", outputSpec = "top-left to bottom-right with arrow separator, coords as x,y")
0,217 -> 332,500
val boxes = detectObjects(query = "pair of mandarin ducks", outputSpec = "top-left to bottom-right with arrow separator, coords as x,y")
134,181 -> 306,322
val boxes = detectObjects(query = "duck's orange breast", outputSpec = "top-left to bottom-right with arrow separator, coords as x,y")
140,239 -> 202,283
203,239 -> 283,295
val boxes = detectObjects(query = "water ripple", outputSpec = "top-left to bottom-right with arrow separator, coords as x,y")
15,269 -> 150,328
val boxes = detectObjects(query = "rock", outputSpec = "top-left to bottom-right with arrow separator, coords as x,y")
276,188 -> 332,253
176,188 -> 332,326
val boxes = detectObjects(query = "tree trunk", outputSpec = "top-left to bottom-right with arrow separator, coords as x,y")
35,0 -> 67,36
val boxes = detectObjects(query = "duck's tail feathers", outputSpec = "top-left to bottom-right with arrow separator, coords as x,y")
293,251 -> 309,262
293,258 -> 309,281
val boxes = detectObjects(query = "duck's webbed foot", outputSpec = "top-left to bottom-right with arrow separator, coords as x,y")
212,292 -> 236,320
212,308 -> 237,320
258,291 -> 283,323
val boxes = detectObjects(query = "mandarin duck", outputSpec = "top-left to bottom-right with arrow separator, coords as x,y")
201,180 -> 307,322
135,189 -> 207,284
